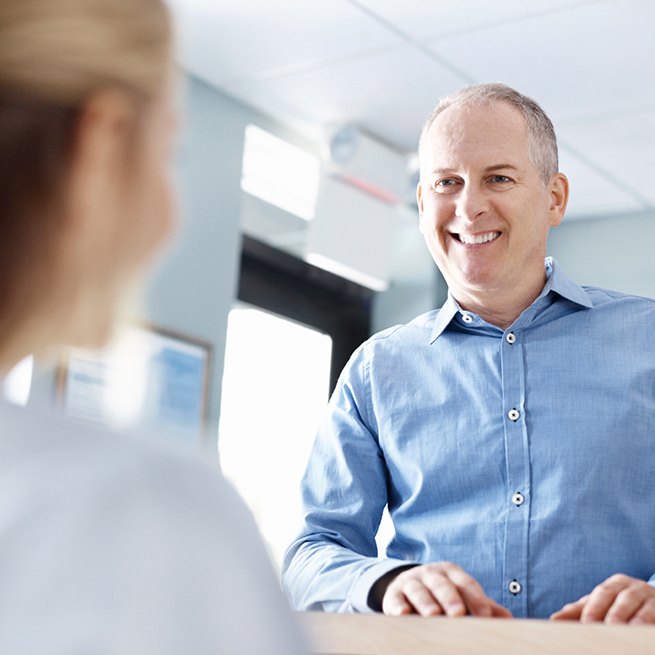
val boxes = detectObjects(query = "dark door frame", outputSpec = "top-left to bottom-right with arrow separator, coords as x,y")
237,235 -> 372,394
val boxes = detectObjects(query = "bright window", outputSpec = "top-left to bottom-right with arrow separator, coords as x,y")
218,304 -> 332,569
2,355 -> 33,406
241,124 -> 320,221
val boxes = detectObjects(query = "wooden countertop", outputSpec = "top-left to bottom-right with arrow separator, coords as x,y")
299,612 -> 655,655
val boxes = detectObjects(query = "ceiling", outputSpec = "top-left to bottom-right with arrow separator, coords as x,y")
168,0 -> 655,221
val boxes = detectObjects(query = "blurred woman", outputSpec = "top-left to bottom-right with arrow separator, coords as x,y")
0,1 -> 306,652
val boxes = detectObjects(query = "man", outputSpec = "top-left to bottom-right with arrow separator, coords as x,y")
283,83 -> 655,624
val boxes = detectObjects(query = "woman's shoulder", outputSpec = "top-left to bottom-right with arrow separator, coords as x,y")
0,404 -> 242,542
0,401 -> 307,654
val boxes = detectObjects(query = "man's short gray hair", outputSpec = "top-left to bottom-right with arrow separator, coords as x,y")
418,83 -> 559,186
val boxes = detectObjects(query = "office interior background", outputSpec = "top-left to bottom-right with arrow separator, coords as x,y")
9,0 -> 655,568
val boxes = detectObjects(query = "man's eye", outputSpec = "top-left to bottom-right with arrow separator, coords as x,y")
490,175 -> 511,183
433,179 -> 458,189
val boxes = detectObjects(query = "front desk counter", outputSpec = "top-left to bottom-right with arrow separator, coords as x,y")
299,612 -> 655,655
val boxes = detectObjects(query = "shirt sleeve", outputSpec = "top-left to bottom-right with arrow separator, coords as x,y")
282,344 -> 416,612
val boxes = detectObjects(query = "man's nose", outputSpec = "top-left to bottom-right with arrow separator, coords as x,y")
455,184 -> 489,223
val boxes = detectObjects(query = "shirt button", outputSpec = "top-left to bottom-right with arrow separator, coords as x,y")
506,332 -> 516,344
508,580 -> 522,595
512,492 -> 525,506
507,408 -> 520,422
461,313 -> 474,323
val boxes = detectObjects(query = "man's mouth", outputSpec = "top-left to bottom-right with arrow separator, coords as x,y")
454,231 -> 501,245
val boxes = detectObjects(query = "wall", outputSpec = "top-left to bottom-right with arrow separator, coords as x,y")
143,76 -> 245,448
150,76 -> 443,438
371,204 -> 445,333
27,77 -> 255,448
28,74 -> 356,448
547,210 -> 655,297
130,75 -> 329,448
47,76 -> 655,446
373,207 -> 655,335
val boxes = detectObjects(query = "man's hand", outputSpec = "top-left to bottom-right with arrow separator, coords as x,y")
381,562 -> 512,618
550,574 -> 655,625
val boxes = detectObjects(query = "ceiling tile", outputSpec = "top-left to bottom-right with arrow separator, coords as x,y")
168,0 -> 403,85
352,0 -> 600,40
222,46 -> 468,151
422,0 -> 655,123
558,109 -> 655,209
171,0 -> 655,224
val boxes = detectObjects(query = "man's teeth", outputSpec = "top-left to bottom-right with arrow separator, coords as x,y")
457,231 -> 500,245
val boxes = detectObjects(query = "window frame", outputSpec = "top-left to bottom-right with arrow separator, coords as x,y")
237,235 -> 372,394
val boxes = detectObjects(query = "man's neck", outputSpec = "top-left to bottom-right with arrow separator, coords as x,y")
452,272 -> 549,330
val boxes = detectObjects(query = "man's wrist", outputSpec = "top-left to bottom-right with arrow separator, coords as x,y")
367,564 -> 417,612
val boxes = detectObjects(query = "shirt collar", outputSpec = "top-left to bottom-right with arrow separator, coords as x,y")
541,257 -> 594,309
430,294 -> 461,343
429,258 -> 593,343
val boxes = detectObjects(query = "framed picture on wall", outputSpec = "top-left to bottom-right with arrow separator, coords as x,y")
58,323 -> 211,443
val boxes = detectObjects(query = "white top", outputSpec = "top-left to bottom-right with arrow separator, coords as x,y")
0,401 -> 307,654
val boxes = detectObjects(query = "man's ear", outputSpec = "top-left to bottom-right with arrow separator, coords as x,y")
548,172 -> 569,228
66,89 -> 135,230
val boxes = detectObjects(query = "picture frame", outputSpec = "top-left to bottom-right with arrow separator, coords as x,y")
58,322 -> 212,443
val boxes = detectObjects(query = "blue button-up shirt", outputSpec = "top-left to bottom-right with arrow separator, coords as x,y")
283,259 -> 655,618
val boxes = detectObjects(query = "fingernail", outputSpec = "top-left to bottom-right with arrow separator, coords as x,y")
446,603 -> 465,616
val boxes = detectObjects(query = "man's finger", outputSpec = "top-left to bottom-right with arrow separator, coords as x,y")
403,577 -> 448,617
581,575 -> 632,623
489,599 -> 513,618
381,586 -> 417,617
443,565 -> 494,617
422,571 -> 467,617
630,598 -> 655,625
605,585 -> 650,624
550,596 -> 587,621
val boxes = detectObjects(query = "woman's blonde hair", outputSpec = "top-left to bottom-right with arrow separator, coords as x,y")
0,0 -> 170,319
0,0 -> 170,104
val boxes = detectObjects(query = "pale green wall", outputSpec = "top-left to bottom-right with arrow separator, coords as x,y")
30,76 -> 271,448
547,211 -> 655,297
144,76 -> 245,447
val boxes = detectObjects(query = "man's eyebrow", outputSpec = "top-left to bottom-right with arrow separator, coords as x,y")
484,163 -> 519,172
428,164 -> 520,176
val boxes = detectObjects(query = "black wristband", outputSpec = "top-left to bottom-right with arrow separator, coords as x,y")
367,564 -> 418,612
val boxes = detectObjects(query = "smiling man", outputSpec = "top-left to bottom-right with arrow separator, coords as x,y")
417,93 -> 567,330
283,83 -> 655,624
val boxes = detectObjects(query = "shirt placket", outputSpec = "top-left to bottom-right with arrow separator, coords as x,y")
500,328 -> 530,617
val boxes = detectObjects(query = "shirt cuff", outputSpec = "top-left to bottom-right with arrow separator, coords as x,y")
349,559 -> 419,613
648,573 -> 655,587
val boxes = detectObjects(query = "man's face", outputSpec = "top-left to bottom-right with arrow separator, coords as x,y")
417,101 -> 567,305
